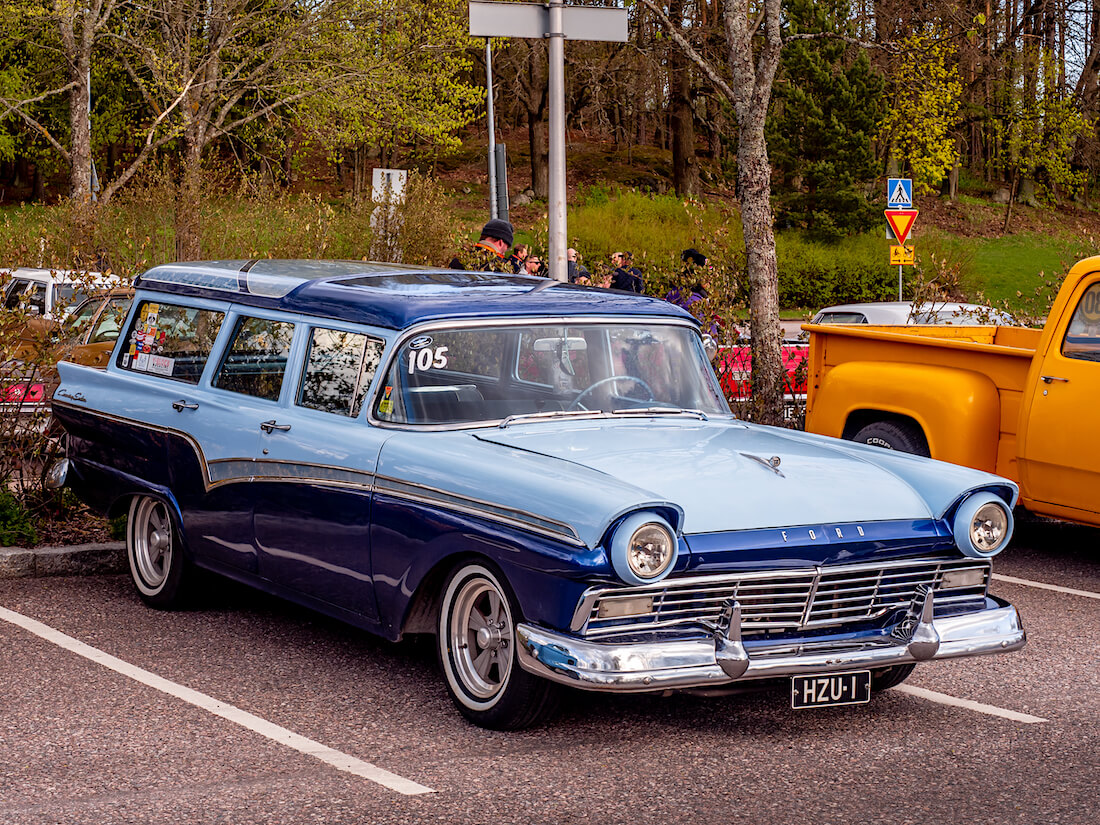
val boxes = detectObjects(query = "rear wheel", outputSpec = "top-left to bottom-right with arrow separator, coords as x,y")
871,663 -> 916,691
852,420 -> 930,457
127,495 -> 191,608
437,562 -> 559,730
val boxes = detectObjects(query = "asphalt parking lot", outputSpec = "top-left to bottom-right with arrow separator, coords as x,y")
1,517 -> 1097,825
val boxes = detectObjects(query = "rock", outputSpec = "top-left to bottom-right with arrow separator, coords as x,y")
992,187 -> 1011,204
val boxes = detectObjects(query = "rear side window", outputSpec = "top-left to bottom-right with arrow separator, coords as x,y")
297,327 -> 384,417
1062,282 -> 1100,362
213,315 -> 296,401
118,300 -> 225,383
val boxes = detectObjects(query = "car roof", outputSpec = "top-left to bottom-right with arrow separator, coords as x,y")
135,259 -> 694,330
812,300 -> 1003,323
2,267 -> 110,284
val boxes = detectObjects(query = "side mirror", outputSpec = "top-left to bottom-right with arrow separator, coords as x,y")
702,334 -> 718,361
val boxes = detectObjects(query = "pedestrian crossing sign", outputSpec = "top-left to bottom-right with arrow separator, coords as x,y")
887,178 -> 913,209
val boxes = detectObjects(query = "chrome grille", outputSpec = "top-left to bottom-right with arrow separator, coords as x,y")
580,557 -> 990,639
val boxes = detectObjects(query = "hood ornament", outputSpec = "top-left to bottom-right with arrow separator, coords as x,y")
741,452 -> 784,477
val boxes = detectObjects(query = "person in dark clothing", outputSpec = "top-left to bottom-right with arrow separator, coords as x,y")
566,248 -> 590,283
666,248 -> 709,308
449,219 -> 514,271
508,244 -> 529,274
610,250 -> 644,293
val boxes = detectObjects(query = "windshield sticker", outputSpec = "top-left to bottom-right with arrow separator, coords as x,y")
407,346 -> 449,374
378,385 -> 394,415
408,335 -> 434,350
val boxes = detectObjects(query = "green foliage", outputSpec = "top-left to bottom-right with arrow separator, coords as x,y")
774,231 -> 897,308
769,0 -> 884,240
881,31 -> 963,194
994,49 -> 1091,201
0,488 -> 36,547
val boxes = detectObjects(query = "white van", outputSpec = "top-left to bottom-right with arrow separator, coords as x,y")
1,267 -> 120,320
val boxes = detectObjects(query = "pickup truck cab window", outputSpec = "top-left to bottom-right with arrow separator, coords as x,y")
212,315 -> 295,401
117,300 -> 225,383
1062,281 -> 1100,361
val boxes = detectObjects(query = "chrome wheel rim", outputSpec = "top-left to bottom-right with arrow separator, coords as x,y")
449,576 -> 513,700
131,498 -> 172,591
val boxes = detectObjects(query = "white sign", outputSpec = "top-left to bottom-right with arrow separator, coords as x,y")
372,169 -> 407,204
469,1 -> 628,41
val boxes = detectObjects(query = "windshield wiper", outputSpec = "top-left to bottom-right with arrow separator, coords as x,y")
498,409 -> 604,428
611,407 -> 709,421
498,407 -> 710,428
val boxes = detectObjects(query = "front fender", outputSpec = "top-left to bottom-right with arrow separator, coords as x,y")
809,361 -> 1000,472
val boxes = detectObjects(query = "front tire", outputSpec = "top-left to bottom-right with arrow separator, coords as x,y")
852,420 -> 930,457
871,663 -> 916,691
127,495 -> 191,608
437,562 -> 559,730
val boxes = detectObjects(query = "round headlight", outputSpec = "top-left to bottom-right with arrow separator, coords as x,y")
610,513 -> 678,585
953,492 -> 1013,558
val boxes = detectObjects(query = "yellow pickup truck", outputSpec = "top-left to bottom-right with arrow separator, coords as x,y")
804,256 -> 1100,528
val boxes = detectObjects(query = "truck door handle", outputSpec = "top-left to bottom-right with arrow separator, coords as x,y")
260,420 -> 291,433
171,400 -> 199,411
1040,375 -> 1070,384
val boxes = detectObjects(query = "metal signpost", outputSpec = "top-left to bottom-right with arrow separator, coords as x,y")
470,1 -> 628,281
885,178 -> 916,300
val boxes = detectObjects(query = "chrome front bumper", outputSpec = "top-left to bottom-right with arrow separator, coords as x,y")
516,591 -> 1025,693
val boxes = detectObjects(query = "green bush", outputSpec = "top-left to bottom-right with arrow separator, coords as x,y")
775,232 -> 896,308
0,488 -> 37,547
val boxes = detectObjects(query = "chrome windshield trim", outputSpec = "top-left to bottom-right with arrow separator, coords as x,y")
365,315 -> 718,432
374,474 -> 586,547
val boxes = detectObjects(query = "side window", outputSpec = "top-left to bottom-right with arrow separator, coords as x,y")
3,279 -> 29,310
67,297 -> 104,335
118,300 -> 226,383
297,327 -> 384,417
1062,282 -> 1100,362
213,315 -> 295,401
23,283 -> 46,315
89,296 -> 133,344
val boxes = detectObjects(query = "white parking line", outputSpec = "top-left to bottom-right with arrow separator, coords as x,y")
0,605 -> 434,796
992,573 -> 1100,601
896,684 -> 1047,724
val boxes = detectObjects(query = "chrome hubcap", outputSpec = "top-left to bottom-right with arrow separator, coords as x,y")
450,578 -> 513,700
132,498 -> 172,589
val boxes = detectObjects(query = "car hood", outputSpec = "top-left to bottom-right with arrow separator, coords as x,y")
376,418 -> 1015,550
474,419 -> 936,535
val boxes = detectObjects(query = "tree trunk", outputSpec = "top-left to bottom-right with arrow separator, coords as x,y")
669,0 -> 699,197
68,54 -> 92,203
528,110 -> 549,199
176,140 -> 204,261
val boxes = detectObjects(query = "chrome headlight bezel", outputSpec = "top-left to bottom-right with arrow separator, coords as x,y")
952,492 -> 1013,558
609,512 -> 678,585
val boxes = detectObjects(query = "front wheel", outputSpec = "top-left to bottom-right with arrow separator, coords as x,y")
871,663 -> 916,691
437,562 -> 559,730
127,495 -> 191,609
851,420 -> 930,457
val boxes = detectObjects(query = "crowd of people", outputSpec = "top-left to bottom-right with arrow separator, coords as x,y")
448,219 -> 712,309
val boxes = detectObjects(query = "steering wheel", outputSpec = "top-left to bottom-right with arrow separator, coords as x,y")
568,375 -> 656,411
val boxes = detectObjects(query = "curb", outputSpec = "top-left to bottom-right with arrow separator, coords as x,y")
0,542 -> 126,579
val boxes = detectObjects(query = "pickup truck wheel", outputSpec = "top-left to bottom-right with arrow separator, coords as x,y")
871,663 -> 916,691
851,420 -> 930,457
127,495 -> 192,609
438,562 -> 560,730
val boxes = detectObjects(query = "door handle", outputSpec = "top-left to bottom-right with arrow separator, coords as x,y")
1040,375 -> 1070,384
260,420 -> 291,433
171,400 -> 199,411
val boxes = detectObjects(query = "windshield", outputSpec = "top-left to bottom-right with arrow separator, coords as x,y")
374,322 -> 729,426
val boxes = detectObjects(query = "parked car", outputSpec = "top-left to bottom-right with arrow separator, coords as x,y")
0,288 -> 133,432
1,267 -> 119,320
810,300 -> 1017,327
804,255 -> 1100,529
49,260 -> 1025,729
715,342 -> 809,401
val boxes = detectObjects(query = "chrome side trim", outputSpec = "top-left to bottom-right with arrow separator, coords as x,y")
207,459 -> 375,491
373,474 -> 585,547
517,597 -> 1025,693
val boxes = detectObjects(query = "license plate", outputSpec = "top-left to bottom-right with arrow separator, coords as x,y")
791,670 -> 872,709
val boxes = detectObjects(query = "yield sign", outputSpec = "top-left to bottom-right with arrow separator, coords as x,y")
885,209 -> 918,246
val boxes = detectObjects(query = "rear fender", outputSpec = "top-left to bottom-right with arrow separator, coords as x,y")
814,361 -> 1000,472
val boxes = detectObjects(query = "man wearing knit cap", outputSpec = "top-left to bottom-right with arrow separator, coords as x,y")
449,218 -> 515,271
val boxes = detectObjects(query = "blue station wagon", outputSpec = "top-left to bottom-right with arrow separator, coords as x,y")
49,260 -> 1026,729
